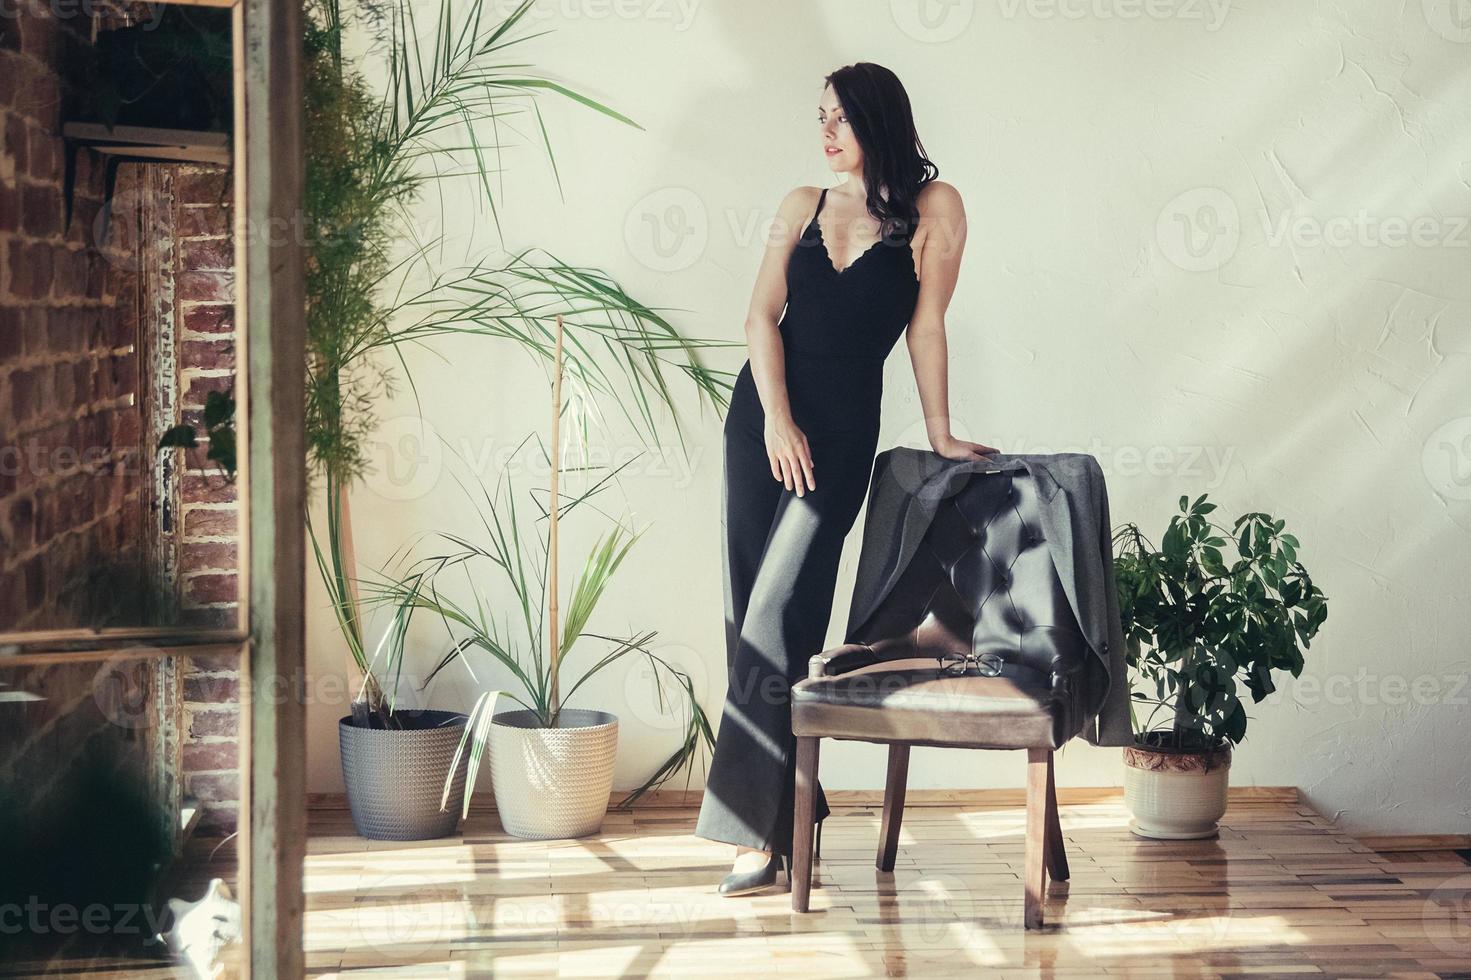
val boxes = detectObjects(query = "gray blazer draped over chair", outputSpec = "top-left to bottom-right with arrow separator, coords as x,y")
786,447 -> 1135,926
841,448 -> 1133,748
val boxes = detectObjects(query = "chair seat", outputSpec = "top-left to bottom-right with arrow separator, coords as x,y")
791,657 -> 1070,750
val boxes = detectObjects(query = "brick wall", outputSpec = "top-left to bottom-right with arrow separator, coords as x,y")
169,164 -> 241,833
173,166 -> 238,623
0,0 -> 184,919
1,3 -> 241,836
1,2 -> 147,629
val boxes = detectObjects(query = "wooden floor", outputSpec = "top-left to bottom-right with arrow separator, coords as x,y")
10,790 -> 1471,978
295,790 -> 1471,978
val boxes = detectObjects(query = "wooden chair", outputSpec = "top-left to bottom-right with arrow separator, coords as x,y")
789,467 -> 1105,928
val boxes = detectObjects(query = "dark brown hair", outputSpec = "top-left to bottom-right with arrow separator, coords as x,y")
823,62 -> 939,242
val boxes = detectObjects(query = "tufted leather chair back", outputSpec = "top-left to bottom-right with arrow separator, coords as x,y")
791,466 -> 1094,924
844,469 -> 1097,737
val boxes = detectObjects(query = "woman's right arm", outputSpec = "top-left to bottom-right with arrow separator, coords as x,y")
743,187 -> 817,496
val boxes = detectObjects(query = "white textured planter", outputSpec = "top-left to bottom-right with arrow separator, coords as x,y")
489,708 -> 618,840
1122,738 -> 1232,840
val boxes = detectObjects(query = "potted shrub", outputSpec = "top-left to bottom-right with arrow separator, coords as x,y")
1112,494 -> 1329,839
334,581 -> 472,840
362,317 -> 715,839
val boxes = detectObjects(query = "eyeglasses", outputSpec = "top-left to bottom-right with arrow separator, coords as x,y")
936,651 -> 1005,677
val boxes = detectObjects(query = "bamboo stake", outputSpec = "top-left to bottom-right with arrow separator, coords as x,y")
337,480 -> 363,635
548,313 -> 564,724
337,476 -> 382,722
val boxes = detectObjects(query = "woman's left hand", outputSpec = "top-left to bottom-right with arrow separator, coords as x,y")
931,434 -> 1000,462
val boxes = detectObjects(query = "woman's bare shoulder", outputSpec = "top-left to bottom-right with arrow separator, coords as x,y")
778,184 -> 825,212
766,186 -> 824,239
916,179 -> 963,214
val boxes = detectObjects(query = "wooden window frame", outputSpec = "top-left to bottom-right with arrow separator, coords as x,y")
0,0 -> 307,974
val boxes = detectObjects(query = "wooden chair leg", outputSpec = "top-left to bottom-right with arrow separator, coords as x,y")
876,742 -> 909,872
791,736 -> 819,912
1045,750 -> 1069,881
1024,747 -> 1051,929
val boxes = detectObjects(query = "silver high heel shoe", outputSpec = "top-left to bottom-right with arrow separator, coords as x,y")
717,850 -> 790,896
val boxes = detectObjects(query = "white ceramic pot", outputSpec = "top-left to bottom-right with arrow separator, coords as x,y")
1122,736 -> 1232,839
489,708 -> 618,839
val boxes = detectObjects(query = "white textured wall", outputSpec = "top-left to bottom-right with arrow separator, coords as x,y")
306,0 -> 1471,837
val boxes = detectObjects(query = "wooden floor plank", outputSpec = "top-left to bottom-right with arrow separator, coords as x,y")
13,794 -> 1471,978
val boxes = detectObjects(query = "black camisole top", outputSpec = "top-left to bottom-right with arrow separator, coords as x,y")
729,186 -> 922,436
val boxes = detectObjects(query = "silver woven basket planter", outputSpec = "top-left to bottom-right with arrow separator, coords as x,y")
338,709 -> 470,841
489,708 -> 618,840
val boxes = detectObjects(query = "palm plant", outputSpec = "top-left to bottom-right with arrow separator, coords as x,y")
305,0 -> 739,728
361,315 -> 714,812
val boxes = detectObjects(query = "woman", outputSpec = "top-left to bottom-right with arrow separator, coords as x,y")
693,62 -> 998,895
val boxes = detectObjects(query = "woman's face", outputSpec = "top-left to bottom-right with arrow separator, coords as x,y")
819,86 -> 862,173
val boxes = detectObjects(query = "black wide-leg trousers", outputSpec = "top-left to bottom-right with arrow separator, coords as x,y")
694,407 -> 878,858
